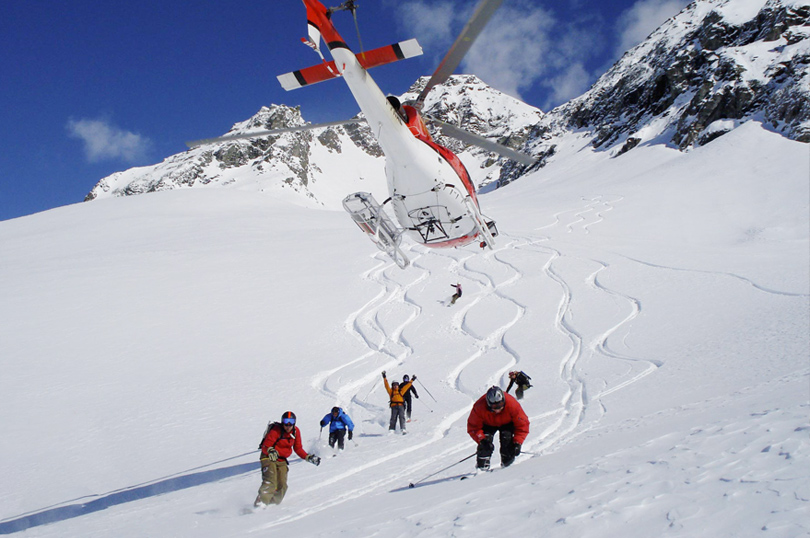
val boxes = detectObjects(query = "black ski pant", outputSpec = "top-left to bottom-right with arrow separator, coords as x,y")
476,423 -> 517,469
328,429 -> 346,450
403,394 -> 414,419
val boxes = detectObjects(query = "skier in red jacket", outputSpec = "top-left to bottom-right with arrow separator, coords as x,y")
255,411 -> 321,507
467,386 -> 529,469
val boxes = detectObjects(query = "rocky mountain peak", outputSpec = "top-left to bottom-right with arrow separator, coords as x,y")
554,0 -> 810,153
228,104 -> 307,134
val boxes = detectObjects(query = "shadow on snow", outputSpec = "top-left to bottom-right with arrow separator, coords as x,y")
389,472 -> 472,493
0,452 -> 258,535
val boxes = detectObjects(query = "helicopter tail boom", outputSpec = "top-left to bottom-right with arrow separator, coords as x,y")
278,39 -> 422,91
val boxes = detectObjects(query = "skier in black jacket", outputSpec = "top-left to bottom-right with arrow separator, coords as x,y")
401,374 -> 419,421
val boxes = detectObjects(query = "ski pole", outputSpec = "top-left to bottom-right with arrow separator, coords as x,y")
362,379 -> 378,402
408,453 -> 476,488
417,397 -> 433,412
416,378 -> 437,402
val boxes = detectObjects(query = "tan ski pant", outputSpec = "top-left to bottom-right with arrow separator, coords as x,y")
255,459 -> 289,505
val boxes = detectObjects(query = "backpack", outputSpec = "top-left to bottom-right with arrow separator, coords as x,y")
258,421 -> 295,450
515,371 -> 532,389
258,421 -> 278,450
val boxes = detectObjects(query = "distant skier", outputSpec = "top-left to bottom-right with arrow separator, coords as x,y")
255,411 -> 321,507
449,283 -> 462,305
401,374 -> 419,421
382,371 -> 415,434
467,386 -> 529,470
505,370 -> 532,400
320,406 -> 355,450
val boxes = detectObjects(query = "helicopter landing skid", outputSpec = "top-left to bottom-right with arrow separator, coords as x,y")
464,197 -> 497,250
343,192 -> 410,268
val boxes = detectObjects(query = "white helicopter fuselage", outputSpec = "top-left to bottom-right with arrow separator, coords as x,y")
329,45 -> 480,247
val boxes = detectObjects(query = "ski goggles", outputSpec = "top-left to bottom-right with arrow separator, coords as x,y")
282,418 -> 296,425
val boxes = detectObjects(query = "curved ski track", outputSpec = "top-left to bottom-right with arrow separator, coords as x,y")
253,194 -> 671,529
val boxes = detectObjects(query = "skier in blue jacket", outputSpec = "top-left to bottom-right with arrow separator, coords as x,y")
320,406 -> 355,450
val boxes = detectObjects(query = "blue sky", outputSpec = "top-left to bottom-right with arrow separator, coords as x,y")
0,0 -> 689,221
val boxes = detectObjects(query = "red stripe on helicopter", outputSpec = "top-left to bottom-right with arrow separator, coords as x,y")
278,39 -> 423,91
401,105 -> 479,206
303,0 -> 342,43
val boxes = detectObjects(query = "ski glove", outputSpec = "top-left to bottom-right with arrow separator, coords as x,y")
513,443 -> 521,456
306,454 -> 321,466
348,430 -> 353,440
264,448 -> 279,462
381,371 -> 386,378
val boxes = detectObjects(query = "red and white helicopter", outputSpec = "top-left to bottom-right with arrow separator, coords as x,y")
190,0 -> 535,268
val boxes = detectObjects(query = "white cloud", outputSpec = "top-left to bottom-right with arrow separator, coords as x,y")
395,0 -> 458,52
394,0 -> 555,100
615,0 -> 690,55
67,118 -> 151,163
462,1 -> 555,100
391,0 -> 624,109
542,63 -> 592,110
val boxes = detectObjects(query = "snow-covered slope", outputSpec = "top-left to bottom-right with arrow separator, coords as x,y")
1,120 -> 807,537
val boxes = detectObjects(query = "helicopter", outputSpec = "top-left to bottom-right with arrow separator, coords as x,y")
189,0 -> 535,268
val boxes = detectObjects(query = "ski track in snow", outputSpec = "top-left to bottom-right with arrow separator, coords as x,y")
536,195 -> 621,236
619,254 -> 810,298
259,194 -> 669,527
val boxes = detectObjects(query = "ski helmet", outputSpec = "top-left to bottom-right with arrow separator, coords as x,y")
403,375 -> 410,382
331,406 -> 340,414
485,386 -> 505,410
281,411 -> 296,425
392,381 -> 400,388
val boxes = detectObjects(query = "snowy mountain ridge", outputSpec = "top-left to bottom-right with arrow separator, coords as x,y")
490,0 -> 810,186
86,0 -> 809,203
558,0 -> 809,147
85,75 -> 537,207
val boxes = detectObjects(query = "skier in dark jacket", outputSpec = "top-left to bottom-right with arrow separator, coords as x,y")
401,374 -> 419,421
505,370 -> 532,400
255,411 -> 321,507
320,406 -> 355,450
450,283 -> 462,305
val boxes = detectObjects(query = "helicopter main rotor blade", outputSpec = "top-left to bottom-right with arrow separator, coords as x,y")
429,117 -> 536,166
414,0 -> 504,109
186,118 -> 366,148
